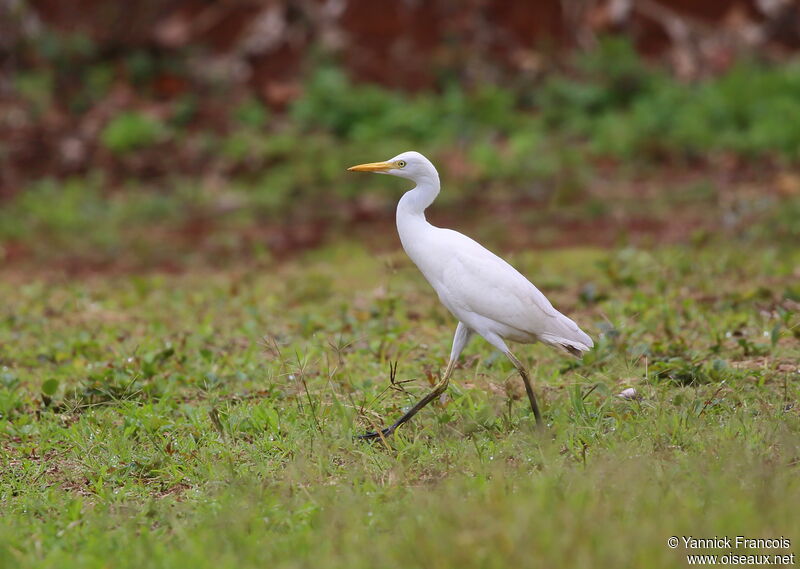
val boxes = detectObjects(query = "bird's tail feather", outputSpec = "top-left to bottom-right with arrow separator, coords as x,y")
540,333 -> 593,358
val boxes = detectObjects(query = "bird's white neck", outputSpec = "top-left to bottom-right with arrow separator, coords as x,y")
396,171 -> 440,220
396,173 -> 441,262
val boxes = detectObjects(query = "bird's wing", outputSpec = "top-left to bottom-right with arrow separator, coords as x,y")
433,229 -> 589,346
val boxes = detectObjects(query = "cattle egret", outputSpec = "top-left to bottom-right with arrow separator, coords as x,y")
348,151 -> 593,439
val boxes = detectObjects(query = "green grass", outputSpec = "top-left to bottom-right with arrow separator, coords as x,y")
6,42 -> 800,274
7,42 -> 800,268
1,241 -> 798,567
4,31 -> 799,568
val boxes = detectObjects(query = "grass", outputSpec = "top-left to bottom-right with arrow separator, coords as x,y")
1,239 -> 798,568
2,156 -> 798,269
6,42 -> 800,270
5,31 -> 799,568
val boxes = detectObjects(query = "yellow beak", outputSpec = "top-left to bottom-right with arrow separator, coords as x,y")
347,161 -> 395,173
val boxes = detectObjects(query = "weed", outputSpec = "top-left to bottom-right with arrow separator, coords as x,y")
0,241 -> 797,567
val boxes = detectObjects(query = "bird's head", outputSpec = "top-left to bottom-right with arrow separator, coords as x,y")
348,151 -> 437,182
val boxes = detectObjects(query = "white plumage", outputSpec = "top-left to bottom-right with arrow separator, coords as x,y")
349,151 -> 592,438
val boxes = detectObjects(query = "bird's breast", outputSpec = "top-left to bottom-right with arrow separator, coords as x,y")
397,231 -> 448,295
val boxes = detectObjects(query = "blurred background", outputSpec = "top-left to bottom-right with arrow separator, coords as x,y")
2,0 -> 800,272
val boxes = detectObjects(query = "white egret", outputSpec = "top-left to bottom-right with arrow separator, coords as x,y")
348,151 -> 593,439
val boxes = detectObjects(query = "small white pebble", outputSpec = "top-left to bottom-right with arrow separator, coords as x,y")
617,387 -> 640,400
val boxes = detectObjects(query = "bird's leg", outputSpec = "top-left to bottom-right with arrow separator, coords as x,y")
358,360 -> 455,441
505,351 -> 544,428
359,323 -> 471,441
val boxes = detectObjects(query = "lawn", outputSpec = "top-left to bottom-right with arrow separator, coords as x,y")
4,21 -> 800,569
1,237 -> 798,568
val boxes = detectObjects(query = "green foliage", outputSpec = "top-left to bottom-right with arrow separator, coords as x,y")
0,242 -> 797,566
6,40 -> 800,266
586,60 -> 800,160
233,97 -> 270,128
101,111 -> 168,154
14,70 -> 54,115
3,40 -> 800,272
290,48 -> 800,166
35,31 -> 97,63
170,94 -> 199,126
1,49 -> 798,569
291,67 -> 520,143
764,191 -> 800,240
125,50 -> 159,86
0,176 -> 189,261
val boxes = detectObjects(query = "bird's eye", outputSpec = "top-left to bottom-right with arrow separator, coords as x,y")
397,160 -> 406,168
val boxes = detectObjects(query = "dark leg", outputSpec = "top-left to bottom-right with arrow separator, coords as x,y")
506,351 -> 543,428
358,359 -> 454,441
359,323 -> 471,441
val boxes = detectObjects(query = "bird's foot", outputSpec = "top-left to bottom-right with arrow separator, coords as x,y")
357,426 -> 395,442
